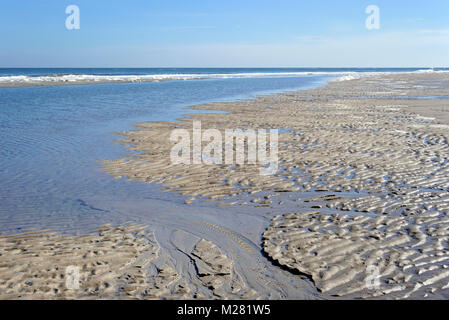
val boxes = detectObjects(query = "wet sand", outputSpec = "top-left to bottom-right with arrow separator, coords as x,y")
3,72 -> 449,299
0,223 -> 262,299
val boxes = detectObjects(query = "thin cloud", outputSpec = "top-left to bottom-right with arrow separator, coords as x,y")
295,35 -> 329,43
155,26 -> 216,31
418,29 -> 449,35
406,18 -> 425,22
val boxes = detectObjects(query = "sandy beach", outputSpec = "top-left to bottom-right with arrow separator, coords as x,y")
2,72 -> 449,299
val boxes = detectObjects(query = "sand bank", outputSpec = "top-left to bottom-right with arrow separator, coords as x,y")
263,211 -> 449,299
101,72 -> 449,299
3,73 -> 449,300
0,223 -> 264,299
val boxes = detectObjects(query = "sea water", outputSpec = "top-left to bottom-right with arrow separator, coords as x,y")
0,68 -> 446,233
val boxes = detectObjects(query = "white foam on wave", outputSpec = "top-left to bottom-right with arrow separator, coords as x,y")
414,68 -> 449,74
0,72 -> 336,84
332,68 -> 449,83
0,69 -> 447,85
333,73 -> 362,82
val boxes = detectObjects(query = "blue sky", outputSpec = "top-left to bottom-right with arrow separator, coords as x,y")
0,0 -> 448,67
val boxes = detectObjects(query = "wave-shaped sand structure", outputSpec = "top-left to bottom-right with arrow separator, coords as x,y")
101,72 -> 449,299
4,72 -> 449,299
263,211 -> 449,299
0,224 -> 261,299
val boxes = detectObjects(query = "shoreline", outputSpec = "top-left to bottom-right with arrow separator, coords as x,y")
103,72 -> 449,299
0,78 -> 176,88
0,70 -> 447,89
3,72 -> 449,299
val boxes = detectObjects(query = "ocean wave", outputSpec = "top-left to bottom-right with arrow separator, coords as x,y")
0,69 -> 447,85
0,72 -> 320,83
332,69 -> 449,82
333,73 -> 362,82
0,71 -> 356,84
415,68 -> 448,73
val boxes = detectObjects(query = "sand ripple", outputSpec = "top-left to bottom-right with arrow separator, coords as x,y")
263,211 -> 449,299
0,224 -> 261,299
97,73 -> 449,299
